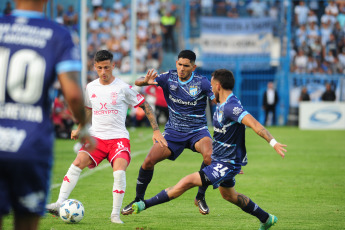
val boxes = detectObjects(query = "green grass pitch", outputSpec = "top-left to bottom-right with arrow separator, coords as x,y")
3,126 -> 345,229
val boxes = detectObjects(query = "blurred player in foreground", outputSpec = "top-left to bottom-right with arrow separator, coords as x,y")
122,50 -> 216,215
132,69 -> 287,230
0,0 -> 94,229
46,50 -> 166,224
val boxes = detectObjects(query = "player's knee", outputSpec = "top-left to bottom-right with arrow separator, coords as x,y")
221,191 -> 237,203
142,157 -> 157,170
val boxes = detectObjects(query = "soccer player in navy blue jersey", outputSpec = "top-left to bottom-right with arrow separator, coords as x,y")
0,1 -> 94,229
122,50 -> 216,215
131,69 -> 287,230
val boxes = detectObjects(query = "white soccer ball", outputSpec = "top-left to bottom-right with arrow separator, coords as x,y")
59,199 -> 85,223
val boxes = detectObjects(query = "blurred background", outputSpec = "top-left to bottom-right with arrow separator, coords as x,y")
2,0 -> 345,136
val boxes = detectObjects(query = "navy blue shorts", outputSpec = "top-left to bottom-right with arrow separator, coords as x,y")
0,160 -> 52,216
201,161 -> 241,189
163,128 -> 211,160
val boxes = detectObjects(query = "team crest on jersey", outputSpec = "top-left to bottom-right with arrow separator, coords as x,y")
189,86 -> 198,96
111,92 -> 118,105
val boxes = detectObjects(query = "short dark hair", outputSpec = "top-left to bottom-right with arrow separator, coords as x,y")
178,50 -> 196,63
94,50 -> 113,62
212,69 -> 235,90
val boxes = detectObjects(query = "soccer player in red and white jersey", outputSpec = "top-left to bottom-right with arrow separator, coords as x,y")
46,50 -> 167,224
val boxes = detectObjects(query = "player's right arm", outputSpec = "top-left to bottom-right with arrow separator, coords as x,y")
58,72 -> 95,150
135,69 -> 158,86
241,113 -> 287,158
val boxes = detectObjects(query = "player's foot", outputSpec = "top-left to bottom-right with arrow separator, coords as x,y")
110,214 -> 124,224
132,201 -> 146,214
259,214 -> 278,230
46,202 -> 61,216
121,199 -> 138,215
194,198 -> 209,215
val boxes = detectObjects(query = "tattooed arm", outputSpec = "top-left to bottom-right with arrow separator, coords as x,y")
241,114 -> 286,158
140,101 -> 168,147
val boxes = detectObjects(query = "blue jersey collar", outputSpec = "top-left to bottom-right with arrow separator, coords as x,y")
178,72 -> 194,85
12,10 -> 45,19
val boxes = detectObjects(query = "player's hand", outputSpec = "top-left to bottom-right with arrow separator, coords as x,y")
78,125 -> 96,152
273,142 -> 287,158
152,130 -> 168,147
239,170 -> 244,174
144,69 -> 158,85
71,129 -> 80,140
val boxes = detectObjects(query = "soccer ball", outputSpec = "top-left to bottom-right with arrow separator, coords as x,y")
59,199 -> 85,223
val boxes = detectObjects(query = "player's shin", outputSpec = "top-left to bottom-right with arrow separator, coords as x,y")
57,164 -> 82,203
241,198 -> 269,223
136,166 -> 154,200
144,189 -> 170,209
196,162 -> 208,200
112,170 -> 126,217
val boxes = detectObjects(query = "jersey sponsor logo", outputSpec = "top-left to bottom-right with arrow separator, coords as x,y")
214,126 -> 226,134
63,176 -> 70,183
217,110 -> 223,123
136,94 -> 144,101
91,93 -> 97,98
189,86 -> 198,96
113,190 -> 125,194
111,92 -> 118,105
100,103 -> 107,110
233,107 -> 243,116
169,94 -> 197,106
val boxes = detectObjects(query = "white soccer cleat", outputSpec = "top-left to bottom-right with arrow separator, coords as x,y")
46,202 -> 61,216
110,214 -> 124,224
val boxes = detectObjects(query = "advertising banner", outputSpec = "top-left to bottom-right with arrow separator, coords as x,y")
299,102 -> 345,130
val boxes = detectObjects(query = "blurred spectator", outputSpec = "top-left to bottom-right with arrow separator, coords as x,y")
201,0 -> 213,16
294,48 -> 308,73
55,4 -> 64,25
325,0 -> 339,17
246,0 -> 267,18
92,0 -> 103,11
299,87 -> 310,101
3,1 -> 12,15
321,83 -> 336,101
160,10 -> 177,52
306,55 -> 317,73
294,1 -> 309,26
63,5 -> 78,31
52,96 -> 75,139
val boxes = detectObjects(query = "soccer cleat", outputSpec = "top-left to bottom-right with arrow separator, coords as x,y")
132,201 -> 146,214
121,200 -> 137,215
46,202 -> 61,216
259,214 -> 278,230
194,198 -> 210,215
110,214 -> 124,224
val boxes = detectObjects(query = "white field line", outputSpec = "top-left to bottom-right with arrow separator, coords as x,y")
50,148 -> 149,190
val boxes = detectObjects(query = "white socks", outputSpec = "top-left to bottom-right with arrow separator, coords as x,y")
57,164 -> 82,204
111,170 -> 126,217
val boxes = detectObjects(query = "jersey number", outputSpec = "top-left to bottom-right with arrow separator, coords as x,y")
213,163 -> 229,177
0,48 -> 45,104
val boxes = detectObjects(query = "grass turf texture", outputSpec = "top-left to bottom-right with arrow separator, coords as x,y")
2,126 -> 345,229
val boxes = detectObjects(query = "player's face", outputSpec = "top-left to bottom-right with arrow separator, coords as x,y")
211,77 -> 220,103
94,60 -> 115,84
176,58 -> 196,82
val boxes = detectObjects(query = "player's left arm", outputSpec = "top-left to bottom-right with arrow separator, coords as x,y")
241,114 -> 286,158
139,101 -> 168,147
